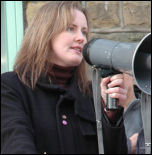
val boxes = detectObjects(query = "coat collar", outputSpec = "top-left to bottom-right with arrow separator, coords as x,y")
36,74 -> 96,123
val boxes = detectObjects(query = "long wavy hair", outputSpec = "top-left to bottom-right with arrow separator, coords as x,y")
13,1 -> 90,93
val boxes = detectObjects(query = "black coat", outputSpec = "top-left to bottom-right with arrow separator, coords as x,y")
1,72 -> 128,154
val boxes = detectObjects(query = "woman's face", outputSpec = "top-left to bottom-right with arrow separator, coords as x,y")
51,9 -> 88,67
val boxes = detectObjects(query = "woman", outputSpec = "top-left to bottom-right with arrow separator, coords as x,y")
1,2 -> 128,154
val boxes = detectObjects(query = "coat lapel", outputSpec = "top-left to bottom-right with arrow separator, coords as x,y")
36,74 -> 96,123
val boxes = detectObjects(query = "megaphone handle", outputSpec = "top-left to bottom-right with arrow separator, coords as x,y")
106,82 -> 118,110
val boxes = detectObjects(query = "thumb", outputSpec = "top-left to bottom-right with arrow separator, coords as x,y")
101,76 -> 111,89
100,76 -> 111,103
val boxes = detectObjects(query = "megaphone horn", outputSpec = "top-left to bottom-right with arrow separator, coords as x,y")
133,33 -> 151,95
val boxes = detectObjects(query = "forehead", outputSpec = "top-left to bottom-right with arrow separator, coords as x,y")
71,9 -> 88,29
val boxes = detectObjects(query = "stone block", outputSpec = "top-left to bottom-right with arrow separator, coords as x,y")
89,32 -> 148,42
123,1 -> 151,28
86,1 -> 120,29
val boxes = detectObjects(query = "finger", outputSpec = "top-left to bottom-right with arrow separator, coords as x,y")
109,93 -> 127,101
100,77 -> 111,104
100,76 -> 110,88
110,74 -> 123,81
105,87 -> 127,95
108,79 -> 124,88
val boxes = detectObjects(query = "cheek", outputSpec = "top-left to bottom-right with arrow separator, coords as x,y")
52,40 -> 65,52
58,36 -> 73,48
52,34 -> 69,49
84,39 -> 88,46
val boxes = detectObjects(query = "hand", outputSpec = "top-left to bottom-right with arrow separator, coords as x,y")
100,74 -> 127,106
129,133 -> 139,154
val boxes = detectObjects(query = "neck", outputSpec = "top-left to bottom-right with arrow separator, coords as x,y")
47,64 -> 76,87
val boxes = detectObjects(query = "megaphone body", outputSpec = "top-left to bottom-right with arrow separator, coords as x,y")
83,33 -> 151,95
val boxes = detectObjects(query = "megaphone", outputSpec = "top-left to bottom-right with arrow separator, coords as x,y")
83,33 -> 151,95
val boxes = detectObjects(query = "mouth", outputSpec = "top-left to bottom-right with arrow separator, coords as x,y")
70,46 -> 82,54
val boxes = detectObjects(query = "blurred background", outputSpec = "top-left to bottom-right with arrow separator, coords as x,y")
1,1 -> 151,74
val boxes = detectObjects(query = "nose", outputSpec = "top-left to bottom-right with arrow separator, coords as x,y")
74,31 -> 86,44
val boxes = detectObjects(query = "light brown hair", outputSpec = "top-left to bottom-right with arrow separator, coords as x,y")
13,1 -> 90,93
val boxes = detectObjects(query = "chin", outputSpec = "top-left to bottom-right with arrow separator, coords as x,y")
69,59 -> 82,67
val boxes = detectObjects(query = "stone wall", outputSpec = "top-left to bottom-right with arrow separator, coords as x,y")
24,1 -> 151,42
86,1 -> 151,42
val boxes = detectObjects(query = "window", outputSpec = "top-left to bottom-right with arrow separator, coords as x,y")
1,1 -> 23,73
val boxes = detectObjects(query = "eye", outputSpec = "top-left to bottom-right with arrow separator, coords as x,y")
67,26 -> 74,32
82,31 -> 87,36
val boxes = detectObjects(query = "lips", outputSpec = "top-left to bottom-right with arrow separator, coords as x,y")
71,46 -> 82,53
